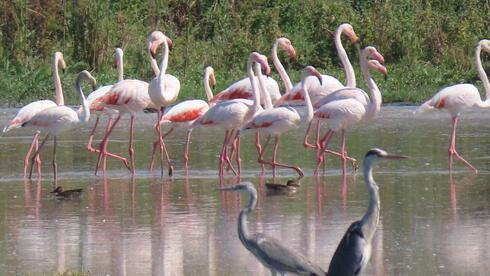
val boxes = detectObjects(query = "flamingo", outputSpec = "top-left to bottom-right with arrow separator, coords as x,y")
306,47 -> 386,169
241,66 -> 322,178
314,47 -> 388,175
148,32 -> 181,176
275,23 -> 360,106
193,52 -> 271,176
149,66 -> 217,172
210,37 -> 296,106
3,52 -> 66,177
85,48 -> 129,170
25,70 -> 94,179
415,39 -> 490,173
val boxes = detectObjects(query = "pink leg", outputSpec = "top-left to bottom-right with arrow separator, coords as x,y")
448,116 -> 477,173
183,129 -> 192,171
129,115 -> 136,174
219,130 -> 230,176
234,131 -> 241,176
259,135 -> 304,178
29,134 -> 50,179
255,132 -> 265,174
53,136 -> 58,180
24,131 -> 40,178
95,115 -> 122,175
303,120 -> 316,148
314,129 -> 335,175
224,130 -> 238,175
87,116 -> 100,153
34,133 -> 41,176
340,129 -> 347,175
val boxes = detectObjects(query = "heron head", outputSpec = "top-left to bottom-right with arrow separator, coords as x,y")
365,148 -> 407,163
277,37 -> 297,62
219,182 -> 255,193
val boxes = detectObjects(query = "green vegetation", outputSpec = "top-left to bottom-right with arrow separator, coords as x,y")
0,0 -> 488,105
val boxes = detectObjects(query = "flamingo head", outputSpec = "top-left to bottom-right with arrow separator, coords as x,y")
367,60 -> 388,80
480,39 -> 490,53
249,52 -> 271,76
277,37 -> 297,62
204,66 -> 216,88
340,23 -> 359,44
54,52 -> 66,72
364,46 -> 385,64
302,66 -> 322,85
113,47 -> 124,69
148,31 -> 173,59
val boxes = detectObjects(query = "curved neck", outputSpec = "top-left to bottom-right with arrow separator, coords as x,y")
157,41 -> 170,95
237,188 -> 257,246
272,41 -> 293,94
362,58 -> 382,120
300,78 -> 314,122
203,71 -> 214,102
53,56 -> 64,106
475,45 -> 490,101
335,26 -> 356,87
255,63 -> 273,109
361,159 -> 380,242
247,59 -> 261,113
117,52 -> 124,82
76,78 -> 90,123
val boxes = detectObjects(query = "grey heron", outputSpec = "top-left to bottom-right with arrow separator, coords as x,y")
219,181 -> 326,275
327,148 -> 407,275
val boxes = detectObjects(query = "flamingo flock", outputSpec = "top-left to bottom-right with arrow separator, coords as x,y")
3,25 -> 489,180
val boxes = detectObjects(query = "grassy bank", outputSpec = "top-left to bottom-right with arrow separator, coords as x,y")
0,0 -> 488,105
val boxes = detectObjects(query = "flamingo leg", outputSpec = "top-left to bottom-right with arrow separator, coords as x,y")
219,130 -> 230,176
34,132 -> 41,176
234,130 -> 241,176
53,136 -> 58,180
340,129 -> 347,175
259,135 -> 305,178
95,115 -> 122,175
255,132 -> 265,174
87,116 -> 100,153
224,130 -> 238,175
129,115 -> 136,174
448,116 -> 478,173
303,120 -> 316,148
24,131 -> 40,178
183,129 -> 193,171
29,134 -> 50,179
314,129 -> 335,175
89,117 -> 128,171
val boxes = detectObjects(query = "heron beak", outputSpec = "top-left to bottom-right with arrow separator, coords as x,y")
218,186 -> 238,191
384,154 -> 408,160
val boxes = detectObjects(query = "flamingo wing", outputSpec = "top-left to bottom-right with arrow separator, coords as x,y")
3,100 -> 57,132
97,79 -> 150,113
160,100 -> 209,124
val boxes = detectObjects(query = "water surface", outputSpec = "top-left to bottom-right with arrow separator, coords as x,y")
0,106 -> 489,275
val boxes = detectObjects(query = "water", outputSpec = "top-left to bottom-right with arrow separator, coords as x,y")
0,106 -> 489,275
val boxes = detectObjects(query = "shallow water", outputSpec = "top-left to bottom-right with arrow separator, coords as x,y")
0,106 -> 489,275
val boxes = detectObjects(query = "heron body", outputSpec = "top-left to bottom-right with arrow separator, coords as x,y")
220,182 -> 325,275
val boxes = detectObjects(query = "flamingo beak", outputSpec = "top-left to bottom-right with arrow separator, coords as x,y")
372,51 -> 385,64
166,37 -> 173,51
288,47 -> 297,63
150,41 -> 159,59
210,73 -> 217,88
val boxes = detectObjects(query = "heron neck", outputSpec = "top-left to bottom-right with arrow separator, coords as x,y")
53,55 -> 64,106
247,59 -> 261,113
272,41 -> 293,94
255,63 -> 273,109
475,45 -> 490,101
361,159 -> 380,242
203,71 -> 214,103
238,187 -> 257,246
335,26 -> 356,88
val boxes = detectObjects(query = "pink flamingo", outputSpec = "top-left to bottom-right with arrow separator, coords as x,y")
148,32 -> 181,176
25,70 -> 94,179
241,66 -> 322,177
314,47 -> 388,175
3,52 -> 66,177
275,23 -> 360,106
415,39 -> 490,173
149,66 -> 217,172
193,52 -> 271,176
306,47 -> 385,168
85,48 -> 129,169
210,37 -> 296,106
